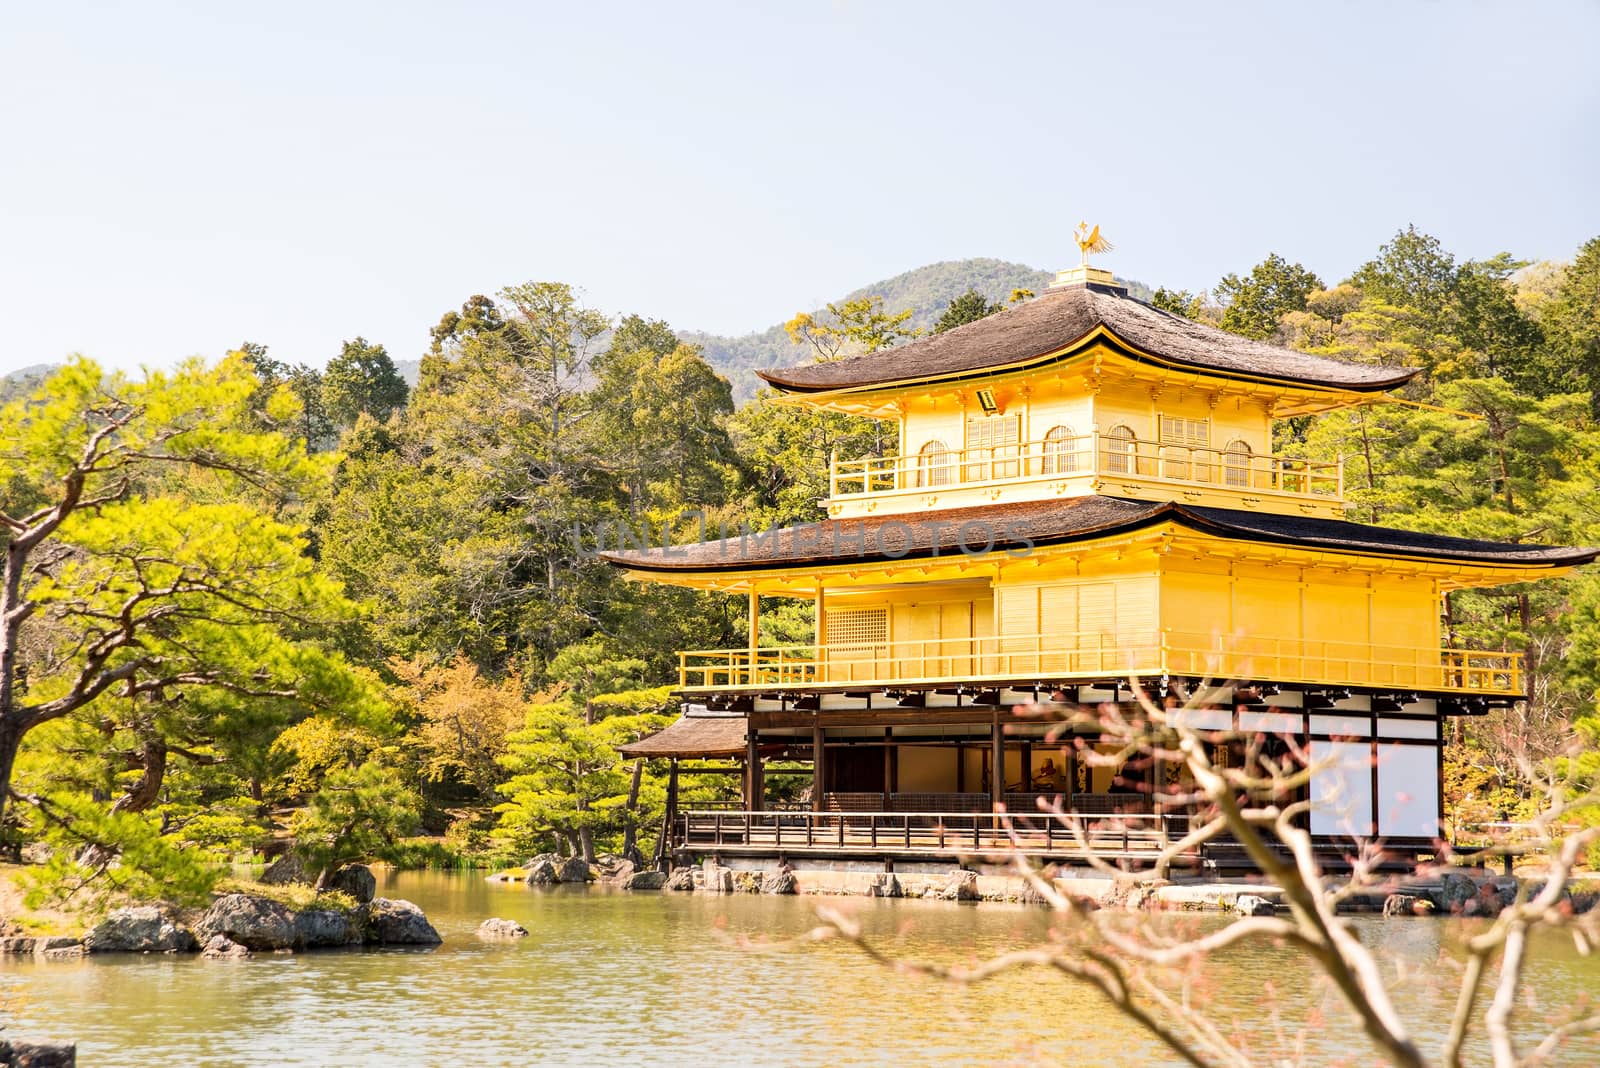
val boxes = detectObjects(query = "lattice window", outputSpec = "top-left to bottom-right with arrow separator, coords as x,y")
1159,415 -> 1210,447
825,607 -> 888,648
916,440 -> 951,487
1159,415 -> 1210,481
1223,439 -> 1252,488
1040,424 -> 1076,475
965,415 -> 1020,480
1103,424 -> 1136,474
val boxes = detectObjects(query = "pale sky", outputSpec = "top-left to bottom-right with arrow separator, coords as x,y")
2,1 -> 1596,377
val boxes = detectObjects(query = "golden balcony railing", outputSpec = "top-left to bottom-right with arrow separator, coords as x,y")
678,629 -> 1522,697
828,432 -> 1342,505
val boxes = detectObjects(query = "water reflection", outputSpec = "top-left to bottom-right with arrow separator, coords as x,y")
1,870 -> 1595,1066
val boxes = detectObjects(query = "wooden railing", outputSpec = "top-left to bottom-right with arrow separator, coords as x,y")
829,432 -> 1342,504
674,808 -> 1200,866
678,629 -> 1523,696
679,629 -> 1165,690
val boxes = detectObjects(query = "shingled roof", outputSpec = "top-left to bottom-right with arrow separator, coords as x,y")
619,715 -> 748,758
758,280 -> 1417,394
601,496 -> 1596,573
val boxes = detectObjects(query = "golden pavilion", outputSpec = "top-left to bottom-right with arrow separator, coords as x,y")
607,261 -> 1595,870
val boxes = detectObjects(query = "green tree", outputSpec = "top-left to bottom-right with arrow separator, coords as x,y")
322,337 -> 409,429
1149,287 -> 1210,322
321,283 -> 624,675
1214,253 -> 1323,340
240,343 -> 334,453
1538,237 -> 1600,407
934,288 -> 1002,333
0,356 -> 371,832
428,294 -> 505,355
1350,224 -> 1460,315
494,640 -> 671,861
592,317 -> 739,511
785,295 -> 919,361
274,715 -> 420,887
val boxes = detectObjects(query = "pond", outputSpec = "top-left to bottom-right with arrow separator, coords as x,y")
2,870 -> 1597,1066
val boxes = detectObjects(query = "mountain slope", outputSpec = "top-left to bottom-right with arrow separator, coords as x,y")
681,258 -> 1151,402
0,362 -> 56,402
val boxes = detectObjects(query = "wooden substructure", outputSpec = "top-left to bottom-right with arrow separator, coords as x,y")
666,681 -> 1458,873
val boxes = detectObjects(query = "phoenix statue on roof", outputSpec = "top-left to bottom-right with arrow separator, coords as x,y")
1074,220 -> 1114,265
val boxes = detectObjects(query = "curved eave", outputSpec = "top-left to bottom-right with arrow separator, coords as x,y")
600,502 -> 1595,579
757,324 -> 1418,399
597,502 -> 1162,575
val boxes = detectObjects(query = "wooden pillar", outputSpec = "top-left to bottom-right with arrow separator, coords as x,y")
814,579 -> 826,646
990,716 -> 1004,810
745,721 -> 763,812
654,758 -> 680,871
1021,740 -> 1032,790
814,579 -> 827,684
812,724 -> 826,812
956,743 -> 966,792
884,727 -> 897,797
1152,751 -> 1164,816
1064,743 -> 1074,809
747,589 -> 759,684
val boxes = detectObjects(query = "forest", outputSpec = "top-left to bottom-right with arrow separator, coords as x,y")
2,226 -> 1599,907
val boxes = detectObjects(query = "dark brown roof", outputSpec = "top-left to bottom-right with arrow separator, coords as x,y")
619,715 -> 748,758
758,281 -> 1417,394
601,496 -> 1596,573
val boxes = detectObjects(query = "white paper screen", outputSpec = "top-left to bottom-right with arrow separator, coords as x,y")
1310,740 -> 1374,836
1377,743 -> 1439,838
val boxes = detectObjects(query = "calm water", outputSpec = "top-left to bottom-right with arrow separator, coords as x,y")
2,870 -> 1597,1067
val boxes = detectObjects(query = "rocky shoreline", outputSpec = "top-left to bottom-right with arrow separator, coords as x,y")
1,864 -> 442,964
502,853 -> 1597,919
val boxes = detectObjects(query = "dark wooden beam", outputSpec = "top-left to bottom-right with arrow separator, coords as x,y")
990,715 -> 1003,811
746,722 -> 763,812
886,727 -> 898,794
812,724 -> 825,813
751,707 -> 1038,730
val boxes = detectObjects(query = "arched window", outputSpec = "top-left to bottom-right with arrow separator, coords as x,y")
1103,425 -> 1136,475
1040,425 -> 1076,475
916,440 -> 951,487
1223,439 -> 1252,488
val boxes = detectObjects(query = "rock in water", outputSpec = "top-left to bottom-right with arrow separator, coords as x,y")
733,870 -> 761,894
760,870 -> 797,895
476,918 -> 529,939
624,870 -> 667,891
84,906 -> 198,954
868,873 -> 902,899
526,859 -> 559,885
295,909 -> 357,948
326,864 -> 377,904
662,867 -> 695,892
1381,893 -> 1434,917
1233,894 -> 1276,917
0,1039 -> 77,1066
602,859 -> 637,884
940,870 -> 979,901
592,853 -> 631,880
1434,871 -> 1480,913
201,934 -> 251,960
701,858 -> 735,894
360,899 -> 442,945
194,895 -> 298,951
556,856 -> 592,884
